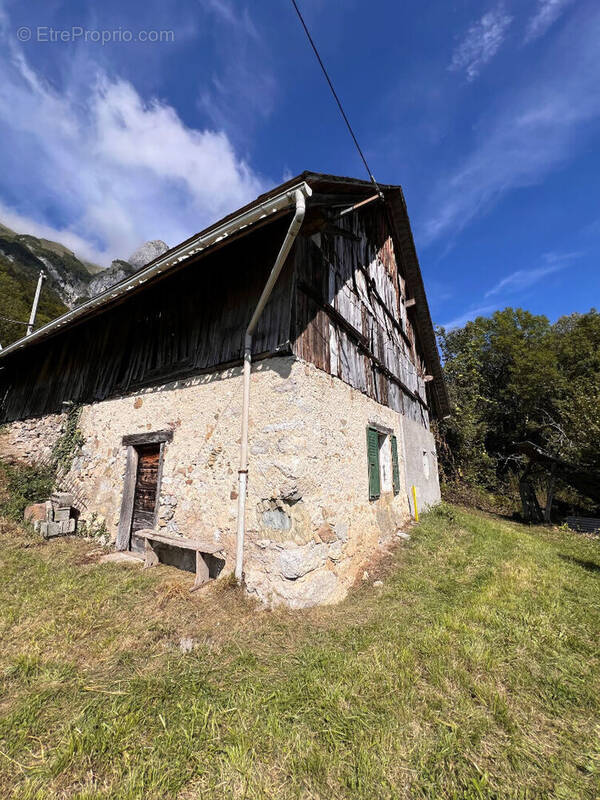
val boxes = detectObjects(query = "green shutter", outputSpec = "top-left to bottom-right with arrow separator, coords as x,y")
367,427 -> 380,500
391,435 -> 400,495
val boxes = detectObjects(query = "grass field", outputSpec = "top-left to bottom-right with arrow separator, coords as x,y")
0,505 -> 599,799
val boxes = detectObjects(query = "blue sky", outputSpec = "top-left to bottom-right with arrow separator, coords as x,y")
0,0 -> 598,329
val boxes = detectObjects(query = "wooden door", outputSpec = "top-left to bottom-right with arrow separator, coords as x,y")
130,443 -> 161,554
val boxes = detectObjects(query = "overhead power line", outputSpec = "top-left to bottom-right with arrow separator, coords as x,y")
289,0 -> 383,199
0,314 -> 28,326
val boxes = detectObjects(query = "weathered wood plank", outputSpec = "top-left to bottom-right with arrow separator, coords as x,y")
0,219 -> 296,422
191,550 -> 211,591
122,430 -> 173,447
291,204 -> 432,418
136,529 -> 223,553
116,446 -> 138,551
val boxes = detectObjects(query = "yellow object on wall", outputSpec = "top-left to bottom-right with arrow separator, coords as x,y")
412,485 -> 419,522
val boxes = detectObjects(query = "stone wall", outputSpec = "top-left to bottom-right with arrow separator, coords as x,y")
401,415 -> 441,516
0,412 -> 65,465
1,356 -> 415,607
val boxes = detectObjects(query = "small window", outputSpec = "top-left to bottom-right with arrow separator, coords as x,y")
367,427 -> 400,499
422,450 -> 430,480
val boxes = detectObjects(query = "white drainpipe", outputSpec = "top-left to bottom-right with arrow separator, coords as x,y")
235,185 -> 311,582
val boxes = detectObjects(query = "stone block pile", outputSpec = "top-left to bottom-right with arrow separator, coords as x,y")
24,492 -> 77,538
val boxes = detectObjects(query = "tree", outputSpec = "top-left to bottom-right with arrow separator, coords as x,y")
437,308 -> 600,516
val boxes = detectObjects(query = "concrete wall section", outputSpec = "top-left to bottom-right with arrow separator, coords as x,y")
401,415 -> 441,517
1,357 -> 412,608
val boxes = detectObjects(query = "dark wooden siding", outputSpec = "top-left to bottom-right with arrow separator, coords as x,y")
1,199 -> 438,426
0,219 -> 295,422
292,206 -> 430,426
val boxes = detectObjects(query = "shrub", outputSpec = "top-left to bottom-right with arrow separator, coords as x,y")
0,461 -> 55,522
441,477 -> 518,516
0,404 -> 85,525
428,501 -> 457,524
51,403 -> 84,473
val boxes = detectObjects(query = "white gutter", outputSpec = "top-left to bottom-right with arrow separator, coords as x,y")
0,181 -> 313,360
234,185 -> 311,582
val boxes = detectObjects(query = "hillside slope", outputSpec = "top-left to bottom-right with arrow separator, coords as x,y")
0,225 -> 168,347
0,504 -> 597,798
0,244 -> 68,346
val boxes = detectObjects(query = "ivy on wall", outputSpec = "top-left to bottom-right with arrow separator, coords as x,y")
51,403 -> 85,474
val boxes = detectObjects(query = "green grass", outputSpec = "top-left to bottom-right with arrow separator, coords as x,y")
0,505 -> 599,799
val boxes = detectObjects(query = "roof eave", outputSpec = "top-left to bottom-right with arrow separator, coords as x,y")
0,180 -> 313,360
384,188 -> 450,419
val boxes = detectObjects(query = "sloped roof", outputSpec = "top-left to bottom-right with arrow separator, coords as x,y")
0,171 -> 449,416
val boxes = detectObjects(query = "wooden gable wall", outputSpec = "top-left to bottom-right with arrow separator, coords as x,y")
292,206 -> 430,427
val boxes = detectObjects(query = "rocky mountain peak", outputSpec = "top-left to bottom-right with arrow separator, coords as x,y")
127,240 -> 169,270
0,227 -> 172,346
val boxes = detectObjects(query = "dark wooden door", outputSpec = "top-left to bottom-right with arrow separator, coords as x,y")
130,444 -> 160,554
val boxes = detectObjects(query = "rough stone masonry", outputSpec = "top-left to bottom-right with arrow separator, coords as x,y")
0,357 -> 418,608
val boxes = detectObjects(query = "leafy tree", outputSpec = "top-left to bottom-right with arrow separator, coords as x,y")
549,310 -> 600,470
437,308 -> 600,514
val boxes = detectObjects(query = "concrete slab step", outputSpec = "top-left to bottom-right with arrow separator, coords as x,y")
99,552 -> 144,565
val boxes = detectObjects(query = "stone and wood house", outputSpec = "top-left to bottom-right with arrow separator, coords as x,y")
0,172 -> 448,607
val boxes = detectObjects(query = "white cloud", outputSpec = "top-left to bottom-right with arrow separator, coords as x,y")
441,304 -> 497,330
442,251 -> 582,329
449,6 -> 513,81
204,0 -> 243,28
485,264 -> 559,297
525,0 -> 574,42
542,249 -> 583,264
0,24 -> 267,265
484,250 -> 581,297
582,217 -> 600,237
424,6 -> 600,246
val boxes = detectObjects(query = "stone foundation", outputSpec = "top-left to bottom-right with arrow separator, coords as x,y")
0,356 -> 414,607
